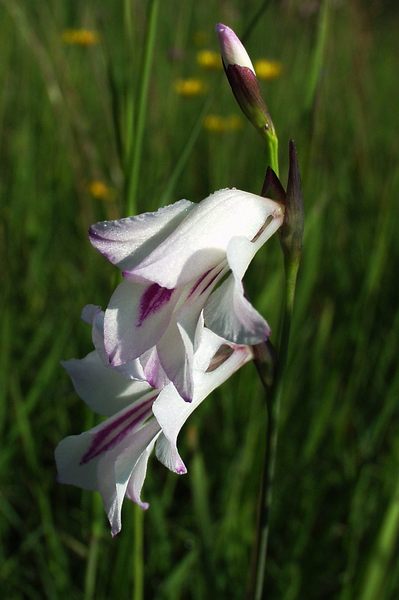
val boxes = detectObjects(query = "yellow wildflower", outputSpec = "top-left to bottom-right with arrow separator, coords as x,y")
174,78 -> 207,97
203,114 -> 243,133
88,180 -> 112,201
196,50 -> 222,71
203,115 -> 225,133
254,59 -> 283,80
62,29 -> 100,47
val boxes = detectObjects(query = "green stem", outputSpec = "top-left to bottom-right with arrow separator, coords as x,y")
126,0 -> 159,215
133,505 -> 144,600
267,133 -> 279,177
248,255 -> 300,600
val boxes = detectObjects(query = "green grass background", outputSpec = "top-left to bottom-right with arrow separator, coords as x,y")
1,0 -> 399,598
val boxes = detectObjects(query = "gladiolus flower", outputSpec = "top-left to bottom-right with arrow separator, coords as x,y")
89,188 -> 284,402
55,308 -> 253,536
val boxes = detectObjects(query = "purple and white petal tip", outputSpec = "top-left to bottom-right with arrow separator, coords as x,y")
216,23 -> 255,72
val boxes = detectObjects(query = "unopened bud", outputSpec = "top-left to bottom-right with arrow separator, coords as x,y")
280,140 -> 304,260
216,23 -> 275,136
261,166 -> 286,204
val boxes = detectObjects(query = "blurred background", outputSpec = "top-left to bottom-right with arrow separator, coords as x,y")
1,0 -> 398,598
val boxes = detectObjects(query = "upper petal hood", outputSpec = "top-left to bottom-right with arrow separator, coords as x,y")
89,199 -> 194,271
126,189 -> 283,288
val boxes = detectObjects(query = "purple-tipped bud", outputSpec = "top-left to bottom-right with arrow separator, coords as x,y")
280,140 -> 304,260
216,23 -> 255,72
216,23 -> 275,136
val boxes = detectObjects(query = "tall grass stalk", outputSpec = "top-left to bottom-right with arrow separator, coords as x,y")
126,0 -> 160,215
359,471 -> 399,600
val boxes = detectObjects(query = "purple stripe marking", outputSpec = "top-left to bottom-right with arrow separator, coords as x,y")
200,268 -> 223,295
88,227 -> 105,242
188,269 -> 212,298
88,227 -> 115,261
137,283 -> 174,326
80,396 -> 156,465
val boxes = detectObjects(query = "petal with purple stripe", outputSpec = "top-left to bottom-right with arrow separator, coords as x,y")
204,237 -> 271,344
137,283 -> 174,327
104,279 -> 179,366
80,396 -> 155,465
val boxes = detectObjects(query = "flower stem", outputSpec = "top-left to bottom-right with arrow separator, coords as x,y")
266,132 -> 279,177
249,255 -> 300,600
133,505 -> 144,600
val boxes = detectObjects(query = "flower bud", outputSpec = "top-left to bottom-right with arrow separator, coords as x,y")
279,140 -> 304,260
216,23 -> 275,136
261,167 -> 286,204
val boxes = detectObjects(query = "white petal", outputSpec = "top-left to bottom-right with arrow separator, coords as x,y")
83,309 -> 147,380
91,310 -> 108,363
140,346 -> 169,389
193,327 -> 229,372
99,419 -> 161,536
157,322 -> 195,402
81,304 -> 102,325
55,431 -> 99,490
125,434 -> 160,509
204,237 -> 271,344
89,199 -> 194,270
55,399 -> 161,536
127,189 -> 283,288
104,279 -> 179,366
55,394 -> 155,489
155,432 -> 187,475
152,383 -> 191,474
63,353 -> 152,416
153,343 -> 252,473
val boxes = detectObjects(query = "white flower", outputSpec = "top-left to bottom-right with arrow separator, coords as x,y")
89,188 -> 283,401
55,310 -> 253,536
